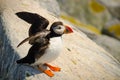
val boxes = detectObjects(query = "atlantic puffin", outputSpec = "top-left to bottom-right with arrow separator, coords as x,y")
16,12 -> 73,77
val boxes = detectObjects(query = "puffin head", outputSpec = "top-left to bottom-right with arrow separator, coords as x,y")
50,21 -> 73,37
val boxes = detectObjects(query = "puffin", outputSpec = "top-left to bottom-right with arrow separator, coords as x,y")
16,12 -> 73,77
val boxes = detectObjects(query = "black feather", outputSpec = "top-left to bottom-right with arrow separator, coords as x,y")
16,11 -> 49,36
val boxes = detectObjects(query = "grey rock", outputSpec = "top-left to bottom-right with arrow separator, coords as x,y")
102,18 -> 120,39
97,0 -> 120,19
78,26 -> 120,62
38,0 -> 60,17
93,35 -> 120,62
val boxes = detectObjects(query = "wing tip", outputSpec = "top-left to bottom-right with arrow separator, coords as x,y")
15,12 -> 25,17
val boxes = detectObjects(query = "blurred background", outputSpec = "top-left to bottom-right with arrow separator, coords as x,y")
57,0 -> 120,37
55,0 -> 120,62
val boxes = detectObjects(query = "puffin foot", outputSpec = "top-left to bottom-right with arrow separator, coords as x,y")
44,70 -> 54,77
38,66 -> 54,77
45,63 -> 61,72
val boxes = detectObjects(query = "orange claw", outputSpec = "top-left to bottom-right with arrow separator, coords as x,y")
45,63 -> 61,72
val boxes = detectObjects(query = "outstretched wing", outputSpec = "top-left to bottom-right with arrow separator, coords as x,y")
16,12 -> 49,35
17,30 -> 50,47
16,11 -> 49,26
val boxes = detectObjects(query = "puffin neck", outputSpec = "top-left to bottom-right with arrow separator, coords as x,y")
47,32 -> 62,39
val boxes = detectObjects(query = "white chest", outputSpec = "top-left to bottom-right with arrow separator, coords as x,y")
33,37 -> 63,65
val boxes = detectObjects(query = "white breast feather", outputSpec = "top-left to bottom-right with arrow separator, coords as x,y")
32,37 -> 63,66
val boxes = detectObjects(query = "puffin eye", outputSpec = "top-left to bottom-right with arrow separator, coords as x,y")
58,26 -> 62,29
57,26 -> 62,29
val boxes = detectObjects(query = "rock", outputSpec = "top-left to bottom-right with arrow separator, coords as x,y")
102,18 -> 120,39
37,0 -> 60,17
0,0 -> 120,80
96,0 -> 120,40
77,26 -> 120,62
92,35 -> 120,62
97,0 -> 120,19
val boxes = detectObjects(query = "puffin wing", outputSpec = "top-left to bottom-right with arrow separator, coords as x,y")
16,11 -> 49,24
17,30 -> 50,47
17,40 -> 49,64
16,11 -> 49,30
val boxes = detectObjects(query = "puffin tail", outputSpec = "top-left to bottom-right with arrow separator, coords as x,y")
16,57 -> 35,64
16,58 -> 28,64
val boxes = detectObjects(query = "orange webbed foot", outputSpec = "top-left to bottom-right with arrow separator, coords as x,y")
44,70 -> 54,77
38,66 -> 54,77
45,63 -> 61,72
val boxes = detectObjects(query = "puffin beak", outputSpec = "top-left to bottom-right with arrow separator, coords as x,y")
64,25 -> 73,34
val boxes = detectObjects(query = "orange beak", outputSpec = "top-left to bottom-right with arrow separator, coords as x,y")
64,25 -> 73,34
